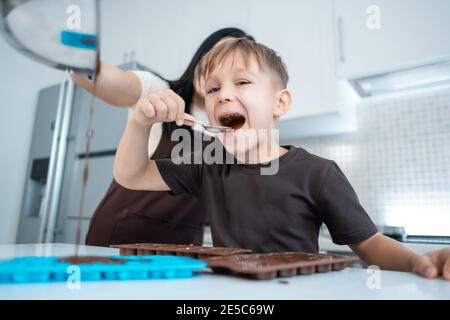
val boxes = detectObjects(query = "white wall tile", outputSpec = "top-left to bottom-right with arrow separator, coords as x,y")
284,86 -> 450,236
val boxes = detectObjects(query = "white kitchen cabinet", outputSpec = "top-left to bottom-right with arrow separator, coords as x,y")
136,0 -> 247,80
246,0 -> 357,138
247,0 -> 332,119
334,0 -> 450,79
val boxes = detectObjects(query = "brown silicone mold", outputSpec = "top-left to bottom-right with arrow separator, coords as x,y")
111,243 -> 252,259
204,252 -> 360,280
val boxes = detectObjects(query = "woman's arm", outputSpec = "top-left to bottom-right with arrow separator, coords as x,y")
71,61 -> 142,107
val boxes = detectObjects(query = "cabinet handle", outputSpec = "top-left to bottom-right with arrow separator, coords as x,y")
337,16 -> 345,63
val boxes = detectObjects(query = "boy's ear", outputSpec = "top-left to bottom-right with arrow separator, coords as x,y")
273,88 -> 292,117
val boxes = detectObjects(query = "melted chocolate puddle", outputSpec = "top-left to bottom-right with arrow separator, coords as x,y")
58,256 -> 126,264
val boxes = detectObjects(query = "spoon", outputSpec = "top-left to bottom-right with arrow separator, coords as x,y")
182,114 -> 233,133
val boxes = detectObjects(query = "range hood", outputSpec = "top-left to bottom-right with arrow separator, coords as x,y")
349,59 -> 450,98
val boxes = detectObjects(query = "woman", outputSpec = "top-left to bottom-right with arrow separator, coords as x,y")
71,28 -> 255,247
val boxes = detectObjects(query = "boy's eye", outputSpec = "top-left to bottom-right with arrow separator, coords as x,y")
236,80 -> 250,86
207,87 -> 219,94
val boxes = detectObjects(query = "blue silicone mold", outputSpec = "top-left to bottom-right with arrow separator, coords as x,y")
0,255 -> 207,284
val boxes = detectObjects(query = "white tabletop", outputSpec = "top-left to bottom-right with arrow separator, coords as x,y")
0,243 -> 449,300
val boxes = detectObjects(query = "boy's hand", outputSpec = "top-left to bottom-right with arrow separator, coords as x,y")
412,248 -> 450,280
132,89 -> 187,127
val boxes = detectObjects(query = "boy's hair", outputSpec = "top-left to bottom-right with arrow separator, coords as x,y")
200,38 -> 289,89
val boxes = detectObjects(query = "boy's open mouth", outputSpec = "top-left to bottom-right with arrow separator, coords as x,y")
218,112 -> 246,131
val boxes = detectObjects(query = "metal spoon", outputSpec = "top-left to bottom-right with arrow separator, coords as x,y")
183,116 -> 233,133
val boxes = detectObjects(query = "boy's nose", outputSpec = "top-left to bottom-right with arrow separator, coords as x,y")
218,85 -> 235,103
219,97 -> 232,103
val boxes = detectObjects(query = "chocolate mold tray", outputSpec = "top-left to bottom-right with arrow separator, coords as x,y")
111,243 -> 252,259
204,252 -> 360,280
0,255 -> 207,284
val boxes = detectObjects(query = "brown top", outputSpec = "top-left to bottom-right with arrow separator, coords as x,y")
85,124 -> 208,247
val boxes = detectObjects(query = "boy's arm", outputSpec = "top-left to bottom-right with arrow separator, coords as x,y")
113,89 -> 190,191
71,61 -> 141,107
350,232 -> 450,280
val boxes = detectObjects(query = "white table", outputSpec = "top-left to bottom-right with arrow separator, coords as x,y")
0,243 -> 449,300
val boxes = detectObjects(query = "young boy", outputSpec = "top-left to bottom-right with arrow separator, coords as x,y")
114,38 -> 450,280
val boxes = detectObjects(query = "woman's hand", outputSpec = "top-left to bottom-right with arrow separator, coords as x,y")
412,248 -> 450,280
131,89 -> 190,127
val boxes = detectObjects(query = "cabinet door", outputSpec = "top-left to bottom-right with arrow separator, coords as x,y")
247,0 -> 336,119
335,0 -> 450,78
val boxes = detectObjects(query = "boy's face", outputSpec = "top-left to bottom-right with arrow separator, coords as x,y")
204,52 -> 288,155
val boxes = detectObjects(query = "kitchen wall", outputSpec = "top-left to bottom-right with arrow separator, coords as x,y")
282,85 -> 450,237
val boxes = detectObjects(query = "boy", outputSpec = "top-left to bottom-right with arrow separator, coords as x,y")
114,38 -> 450,280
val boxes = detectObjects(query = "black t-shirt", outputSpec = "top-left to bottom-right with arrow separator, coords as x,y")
155,145 -> 377,253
